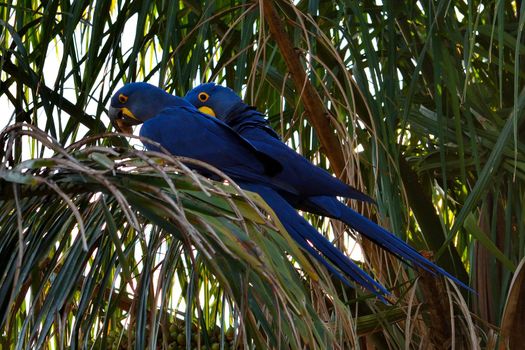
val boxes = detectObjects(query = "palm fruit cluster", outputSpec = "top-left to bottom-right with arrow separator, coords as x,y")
89,317 -> 236,349
167,318 -> 236,350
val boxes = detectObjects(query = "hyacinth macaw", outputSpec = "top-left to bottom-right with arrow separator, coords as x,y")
109,82 -> 390,299
184,83 -> 471,291
108,83 -> 470,299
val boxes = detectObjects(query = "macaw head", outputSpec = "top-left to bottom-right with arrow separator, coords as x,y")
184,83 -> 244,120
109,82 -> 187,133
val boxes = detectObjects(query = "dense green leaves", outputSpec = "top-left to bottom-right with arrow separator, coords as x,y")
1,0 -> 524,348
0,124 -> 360,349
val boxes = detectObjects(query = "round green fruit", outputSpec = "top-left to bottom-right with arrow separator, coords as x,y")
177,333 -> 186,345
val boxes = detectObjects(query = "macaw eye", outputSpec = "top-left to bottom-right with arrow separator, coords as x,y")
198,92 -> 209,102
118,94 -> 128,103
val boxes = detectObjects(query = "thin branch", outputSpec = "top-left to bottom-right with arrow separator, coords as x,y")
0,57 -> 106,133
261,0 -> 347,178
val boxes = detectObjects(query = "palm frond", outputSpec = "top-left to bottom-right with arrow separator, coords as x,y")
1,123 -> 368,349
2,0 -> 524,348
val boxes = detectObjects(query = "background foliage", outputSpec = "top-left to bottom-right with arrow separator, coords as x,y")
1,0 -> 524,349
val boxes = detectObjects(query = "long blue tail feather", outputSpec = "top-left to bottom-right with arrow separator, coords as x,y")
240,182 -> 391,300
110,83 -> 473,302
306,196 -> 473,292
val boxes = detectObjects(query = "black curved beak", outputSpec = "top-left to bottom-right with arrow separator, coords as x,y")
108,106 -> 141,134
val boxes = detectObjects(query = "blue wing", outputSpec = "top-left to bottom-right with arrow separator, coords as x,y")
138,105 -> 393,298
240,127 -> 374,202
139,107 -> 296,194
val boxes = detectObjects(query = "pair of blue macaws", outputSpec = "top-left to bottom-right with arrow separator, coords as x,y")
109,82 -> 470,300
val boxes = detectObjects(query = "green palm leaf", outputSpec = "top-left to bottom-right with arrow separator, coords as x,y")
2,0 -> 524,348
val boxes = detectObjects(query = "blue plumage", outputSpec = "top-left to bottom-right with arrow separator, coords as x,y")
239,182 -> 389,300
185,83 -> 472,292
109,83 -> 391,299
108,82 -> 471,300
186,84 -> 374,202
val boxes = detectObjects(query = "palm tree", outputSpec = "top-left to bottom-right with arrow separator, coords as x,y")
1,0 -> 524,348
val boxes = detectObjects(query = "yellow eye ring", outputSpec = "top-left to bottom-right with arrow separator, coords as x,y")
118,94 -> 128,103
198,92 -> 209,102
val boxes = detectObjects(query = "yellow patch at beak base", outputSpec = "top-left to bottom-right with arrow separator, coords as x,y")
198,106 -> 216,117
121,107 -> 139,121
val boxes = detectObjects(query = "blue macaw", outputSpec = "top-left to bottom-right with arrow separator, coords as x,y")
184,83 -> 471,291
109,82 -> 390,299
